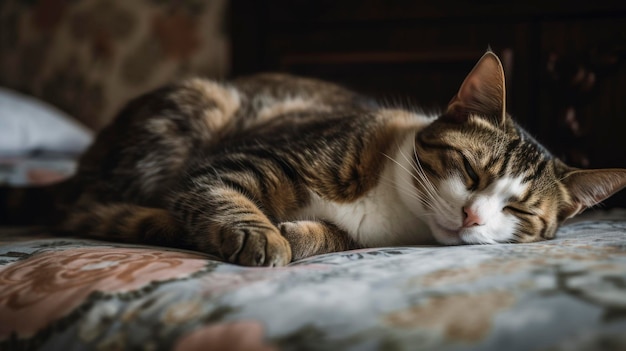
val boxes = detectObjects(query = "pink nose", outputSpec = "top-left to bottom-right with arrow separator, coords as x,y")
463,207 -> 484,227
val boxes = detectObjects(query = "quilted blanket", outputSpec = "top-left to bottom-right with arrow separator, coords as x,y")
1,210 -> 626,351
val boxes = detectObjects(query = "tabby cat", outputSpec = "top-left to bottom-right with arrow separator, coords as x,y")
3,52 -> 626,266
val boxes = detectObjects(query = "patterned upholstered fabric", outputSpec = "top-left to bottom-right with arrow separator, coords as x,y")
0,0 -> 229,130
2,210 -> 626,350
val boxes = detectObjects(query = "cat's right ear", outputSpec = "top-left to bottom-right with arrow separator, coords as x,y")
444,51 -> 507,126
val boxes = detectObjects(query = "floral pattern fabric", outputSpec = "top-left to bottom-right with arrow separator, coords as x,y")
1,210 -> 626,350
0,0 -> 229,130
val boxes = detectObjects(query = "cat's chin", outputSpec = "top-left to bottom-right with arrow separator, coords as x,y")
430,220 -> 502,245
430,221 -> 464,245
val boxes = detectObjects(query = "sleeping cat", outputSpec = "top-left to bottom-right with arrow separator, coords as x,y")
3,51 -> 626,266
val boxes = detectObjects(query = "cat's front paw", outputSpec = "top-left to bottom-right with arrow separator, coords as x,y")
220,226 -> 292,267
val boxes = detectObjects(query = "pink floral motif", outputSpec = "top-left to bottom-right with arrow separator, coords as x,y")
174,321 -> 277,351
0,247 -> 208,338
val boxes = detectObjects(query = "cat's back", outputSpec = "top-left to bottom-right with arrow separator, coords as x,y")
230,73 -> 375,129
233,73 -> 365,106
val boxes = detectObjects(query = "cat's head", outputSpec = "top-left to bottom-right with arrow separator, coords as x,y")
413,51 -> 626,245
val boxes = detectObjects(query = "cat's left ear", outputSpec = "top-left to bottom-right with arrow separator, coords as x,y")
559,168 -> 626,219
445,51 -> 506,125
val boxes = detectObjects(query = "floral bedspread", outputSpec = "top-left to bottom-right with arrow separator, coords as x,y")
1,210 -> 626,351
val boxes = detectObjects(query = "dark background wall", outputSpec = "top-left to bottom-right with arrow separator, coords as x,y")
230,0 -> 626,207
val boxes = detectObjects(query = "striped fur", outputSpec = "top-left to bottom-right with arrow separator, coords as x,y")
3,52 -> 626,266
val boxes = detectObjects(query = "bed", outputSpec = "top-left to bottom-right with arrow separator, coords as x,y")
2,209 -> 626,351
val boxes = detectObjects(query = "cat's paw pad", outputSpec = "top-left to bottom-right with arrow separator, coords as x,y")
221,226 -> 292,267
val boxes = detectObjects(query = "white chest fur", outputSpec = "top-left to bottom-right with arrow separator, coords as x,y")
293,134 -> 433,247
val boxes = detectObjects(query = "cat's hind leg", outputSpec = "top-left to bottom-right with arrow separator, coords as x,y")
76,78 -> 241,205
59,203 -> 187,249
278,220 -> 359,261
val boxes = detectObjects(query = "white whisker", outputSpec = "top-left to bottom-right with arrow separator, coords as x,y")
385,155 -> 436,210
379,175 -> 435,211
394,146 -> 439,203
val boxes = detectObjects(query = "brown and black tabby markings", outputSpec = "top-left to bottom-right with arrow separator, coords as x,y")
2,52 -> 626,266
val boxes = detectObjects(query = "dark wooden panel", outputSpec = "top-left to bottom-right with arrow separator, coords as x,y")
537,18 -> 626,167
260,20 -> 532,123
266,0 -> 626,22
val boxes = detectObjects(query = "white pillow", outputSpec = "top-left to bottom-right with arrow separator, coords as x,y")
0,87 -> 94,155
